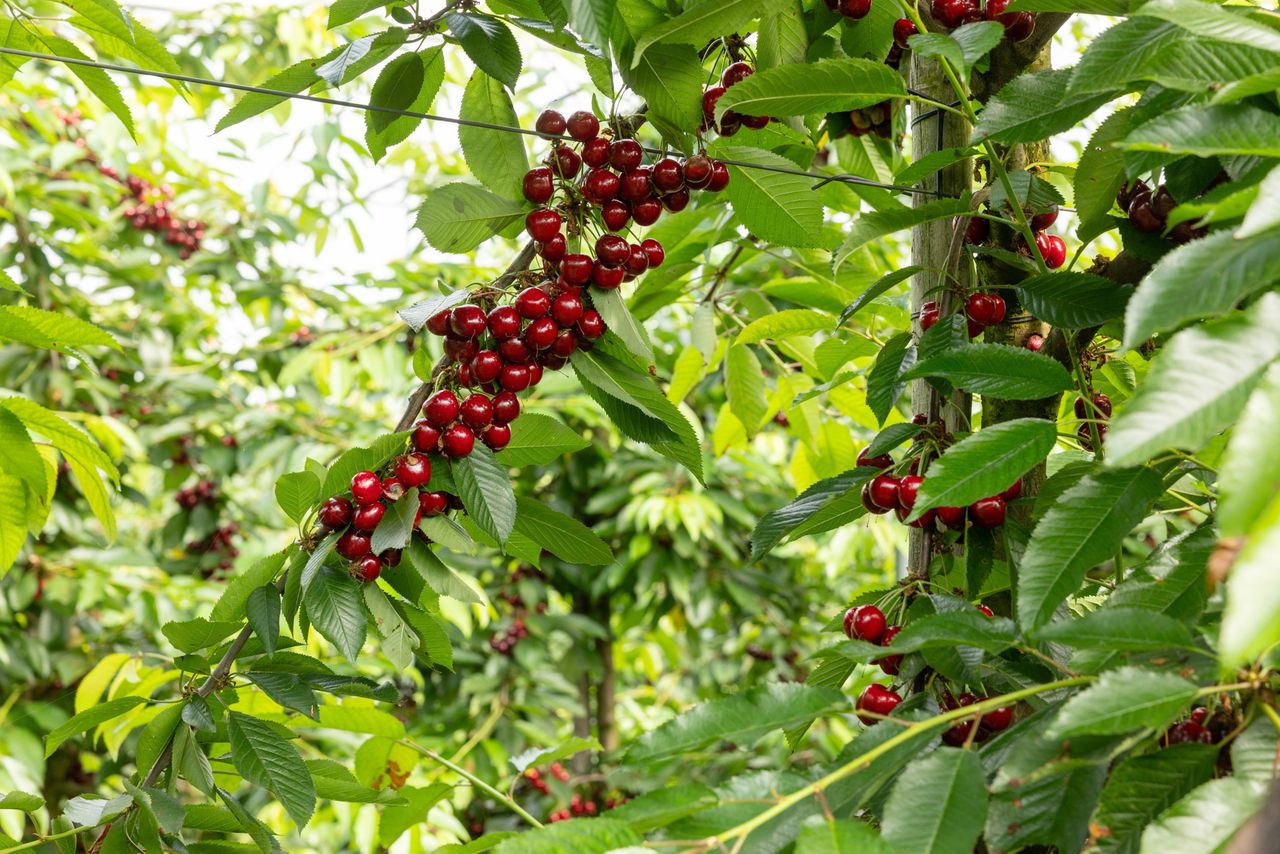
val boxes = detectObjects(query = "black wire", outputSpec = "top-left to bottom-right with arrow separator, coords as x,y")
0,45 -> 943,198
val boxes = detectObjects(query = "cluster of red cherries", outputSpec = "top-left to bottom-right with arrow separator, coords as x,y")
488,616 -> 529,656
1075,392 -> 1111,451
316,456 -> 439,582
701,61 -> 772,137
92,162 -> 206,259
175,478 -> 219,510
857,445 -> 1018,531
523,761 -> 570,796
1164,707 -> 1218,746
189,522 -> 241,575
1117,180 -> 1207,245
921,290 -> 1008,340
967,205 -> 1067,269
846,602 -> 1013,744
926,0 -> 1036,39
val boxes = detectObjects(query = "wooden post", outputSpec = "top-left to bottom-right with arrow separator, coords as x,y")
906,51 -> 973,576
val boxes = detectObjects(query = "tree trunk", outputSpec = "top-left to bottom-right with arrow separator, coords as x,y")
595,594 -> 618,754
571,591 -> 594,775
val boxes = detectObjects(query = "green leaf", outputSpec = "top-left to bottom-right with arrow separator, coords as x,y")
414,183 -> 526,254
510,737 -> 602,773
715,58 -> 906,119
882,749 -> 988,854
494,413 -> 589,467
307,759 -> 406,804
1074,107 -> 1136,230
458,70 -> 529,198
1124,104 -> 1280,158
366,52 -> 423,137
1017,467 -> 1165,629
246,672 -> 320,718
492,818 -> 641,853
911,418 -> 1056,517
227,712 -> 316,828
58,0 -> 185,81
865,331 -> 915,425
1140,777 -> 1268,853
973,67 -> 1121,145
300,532 -> 338,591
246,585 -> 281,657
1048,667 -> 1197,738
1033,607 -> 1193,652
275,470 -> 320,525
1122,229 -> 1280,348
885,610 -> 1017,654
564,0 -> 612,48
618,43 -> 702,148
1219,491 -> 1280,671
833,199 -> 970,271
370,487 -> 419,553
366,47 -> 442,161
0,478 -> 28,576
1238,164 -> 1280,238
1218,365 -> 1280,538
447,13 -> 521,88
0,408 -> 48,496
45,696 -> 145,758
328,0 -> 386,28
625,683 -> 845,765
796,818 -> 890,854
1091,743 -> 1219,854
838,267 -> 920,325
902,344 -> 1073,400
604,784 -> 719,834
592,289 -> 653,363
634,0 -> 787,65
1137,0 -> 1280,53
736,309 -> 832,344
909,22 -> 1002,73
1107,294 -> 1280,467
162,618 -> 244,654
985,732 -> 1110,852
315,34 -> 378,85
30,34 -> 134,137
0,305 -> 120,353
726,345 -> 767,436
453,445 -> 516,544
750,469 -> 874,559
864,423 -> 924,460
303,566 -> 367,664
1015,273 -> 1134,330
709,144 -> 825,248
512,497 -> 612,565
0,791 -> 44,811
408,539 -> 485,604
319,433 -> 408,502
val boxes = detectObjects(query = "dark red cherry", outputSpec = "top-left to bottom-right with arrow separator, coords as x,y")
651,158 -> 684,192
969,495 -> 1006,528
566,110 -> 600,141
535,109 -> 566,137
608,139 -> 644,172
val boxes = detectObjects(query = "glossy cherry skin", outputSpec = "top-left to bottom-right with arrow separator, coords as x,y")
566,110 -> 600,141
352,501 -> 385,532
893,18 -> 918,48
395,453 -> 431,488
896,474 -> 924,511
936,505 -> 966,529
867,474 -> 900,511
535,109 -> 566,136
551,292 -> 584,327
515,287 -> 551,319
525,209 -> 562,242
856,684 -> 903,724
442,424 -> 476,457
522,167 -> 554,205
651,158 -> 684,191
336,529 -> 372,559
449,304 -> 488,339
640,238 -> 666,268
706,161 -> 731,192
483,423 -> 512,450
862,483 -> 891,515
921,300 -> 939,331
875,625 -> 903,675
423,390 -> 460,426
608,139 -> 643,172
352,554 -> 382,581
492,391 -> 520,424
351,470 -> 382,505
1036,232 -> 1067,269
969,495 -> 1007,528
1030,205 -> 1059,231
980,705 -> 1013,732
577,310 -> 605,340
857,447 -> 894,470
459,394 -> 494,430
318,496 -> 353,529
721,62 -> 753,87
843,604 -> 887,643
412,421 -> 442,453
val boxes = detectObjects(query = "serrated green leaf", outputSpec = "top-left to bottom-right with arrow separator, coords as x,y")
833,198 -> 970,271
227,712 -> 315,827
1219,491 -> 1280,671
370,487 -> 419,553
1091,743 -> 1219,854
715,58 -> 906,119
1218,365 -> 1280,538
736,309 -> 832,344
1033,607 -> 1193,653
458,70 -> 528,197
592,290 -> 653,363
838,267 -> 920,325
1018,467 -> 1165,629
408,539 -> 485,604
633,0 -> 788,65
414,184 -> 526,254
162,618 -> 244,654
912,418 -> 1056,517
865,331 -> 915,425
1108,294 -> 1280,467
796,817 -> 890,853
493,413 -> 589,467
247,585 -> 281,657
726,345 -> 767,436
45,697 -> 145,758
512,497 -> 611,565
709,144 -> 825,248
618,43 -> 702,148
750,469 -> 875,559
275,470 -> 320,525
453,445 -> 516,544
327,0 -> 386,28
303,566 -> 367,664
902,344 -> 1072,400
886,610 -> 1017,654
1075,108 -> 1135,230
604,784 -> 719,834
882,749 -> 987,854
973,67 -> 1120,145
447,13 -> 521,89
492,818 -> 641,853
509,736 -> 601,774
1140,777 -> 1268,853
1049,668 -> 1197,738
246,672 -> 319,718
0,408 -> 47,497
1015,273 -> 1134,330
1124,104 -> 1280,158
0,791 -> 44,812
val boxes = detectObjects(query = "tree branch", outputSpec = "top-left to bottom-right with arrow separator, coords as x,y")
1043,250 -> 1151,370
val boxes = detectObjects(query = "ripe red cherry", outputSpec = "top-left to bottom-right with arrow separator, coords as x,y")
352,554 -> 382,581
541,233 -> 567,262
424,390 -> 459,426
975,603 -> 994,618
426,309 -> 452,336
595,234 -> 630,267
861,483 -> 892,515
581,136 -> 610,169
442,424 -> 475,458
499,338 -> 531,364
444,337 -> 478,363
706,160 -> 731,192
381,475 -> 405,502
487,306 -> 521,339
1030,205 -> 1059,232
701,86 -> 726,123
516,287 -> 551,319
838,0 -> 871,18
336,529 -> 372,559
640,238 -> 665,268
1167,721 -> 1215,745
1005,11 -> 1035,40
551,292 -> 584,327
857,447 -> 894,470
566,110 -> 599,141
1035,232 -> 1067,269
893,18 -> 918,48
527,362 -> 545,385
535,109 -> 566,137
522,167 -> 554,205
969,495 -> 1006,528
380,549 -> 401,568
651,158 -> 684,191
896,505 -> 937,529
867,474 -> 900,511
608,139 -> 643,172
625,244 -> 649,276
351,470 -> 382,505
931,0 -> 972,27
873,626 -> 903,674
966,292 -> 1006,328
1000,479 -> 1022,501
601,199 -> 630,231
396,453 -> 431,488
661,189 -> 691,212
1025,332 -> 1045,351
1074,393 -> 1112,419
683,154 -> 713,185
353,501 -> 385,531
631,197 -> 663,226
471,350 -> 502,385
412,421 -> 442,453
460,393 -> 494,430
561,254 -> 594,285
483,423 -> 512,450
937,505 -> 966,529
920,300 -> 943,334
547,145 -> 581,179
449,304 -> 488,339
525,209 -> 562,242
577,310 -> 605,340
620,167 -> 652,202
844,604 -> 887,643
896,474 -> 924,511
419,490 -> 449,517
592,261 -> 626,289
318,496 -> 353,529
582,168 -> 620,204
492,391 -> 520,424
549,330 -> 577,358
500,363 -> 532,392
524,317 -> 558,349
980,705 -> 1013,732
856,684 -> 903,724
721,62 -> 753,88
